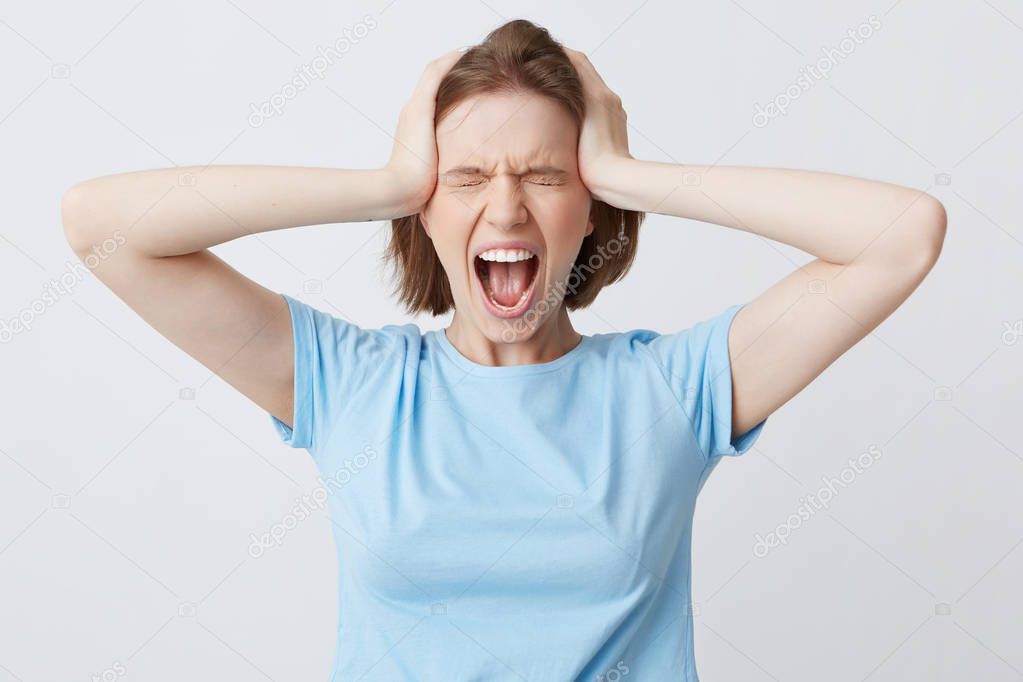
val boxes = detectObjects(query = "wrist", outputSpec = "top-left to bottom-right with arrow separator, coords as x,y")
378,166 -> 435,218
585,155 -> 641,209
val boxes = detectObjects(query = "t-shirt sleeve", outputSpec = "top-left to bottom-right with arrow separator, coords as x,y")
645,302 -> 767,461
269,292 -> 399,451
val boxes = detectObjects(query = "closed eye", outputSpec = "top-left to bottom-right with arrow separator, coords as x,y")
451,177 -> 486,188
447,174 -> 563,187
527,176 -> 563,186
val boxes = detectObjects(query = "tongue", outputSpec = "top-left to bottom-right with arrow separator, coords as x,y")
487,260 -> 532,307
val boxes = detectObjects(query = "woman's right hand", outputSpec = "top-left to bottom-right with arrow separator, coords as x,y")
384,50 -> 464,216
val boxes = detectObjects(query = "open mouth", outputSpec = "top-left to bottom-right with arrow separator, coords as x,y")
473,247 -> 540,318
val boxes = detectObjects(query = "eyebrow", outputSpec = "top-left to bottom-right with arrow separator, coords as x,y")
441,165 -> 569,177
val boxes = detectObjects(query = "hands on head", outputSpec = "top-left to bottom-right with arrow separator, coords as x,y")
562,47 -> 634,198
382,50 -> 462,216
383,46 -> 634,216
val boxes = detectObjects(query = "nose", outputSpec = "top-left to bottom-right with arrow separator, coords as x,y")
482,174 -> 527,231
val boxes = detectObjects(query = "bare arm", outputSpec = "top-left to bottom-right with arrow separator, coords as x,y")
566,48 -> 947,441
60,166 -> 403,430
60,50 -> 462,430
589,158 -> 946,437
63,165 -> 420,257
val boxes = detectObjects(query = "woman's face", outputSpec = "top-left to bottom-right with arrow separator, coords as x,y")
420,92 -> 593,342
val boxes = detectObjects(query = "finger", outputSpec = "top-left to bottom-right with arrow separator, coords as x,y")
432,49 -> 464,68
564,47 -> 595,75
565,47 -> 612,93
565,47 -> 592,78
428,49 -> 464,78
413,50 -> 463,99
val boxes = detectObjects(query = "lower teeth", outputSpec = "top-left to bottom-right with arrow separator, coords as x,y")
489,287 -> 530,310
478,257 -> 536,311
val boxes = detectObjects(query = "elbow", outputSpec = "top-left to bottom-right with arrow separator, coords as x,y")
61,182 -> 100,254
906,193 -> 947,273
921,194 -> 947,265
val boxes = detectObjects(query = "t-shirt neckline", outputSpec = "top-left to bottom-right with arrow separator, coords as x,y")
432,327 -> 591,377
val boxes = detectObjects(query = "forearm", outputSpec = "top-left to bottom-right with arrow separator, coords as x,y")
590,157 -> 945,266
62,165 -> 414,257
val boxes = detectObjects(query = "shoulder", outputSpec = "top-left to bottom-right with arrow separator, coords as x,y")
582,329 -> 671,375
588,328 -> 661,356
621,304 -> 745,358
591,303 -> 747,385
279,292 -> 423,364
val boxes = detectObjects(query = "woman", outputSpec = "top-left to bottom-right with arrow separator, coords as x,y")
61,19 -> 946,682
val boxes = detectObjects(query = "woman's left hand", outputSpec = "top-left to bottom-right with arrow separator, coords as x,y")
564,47 -> 634,202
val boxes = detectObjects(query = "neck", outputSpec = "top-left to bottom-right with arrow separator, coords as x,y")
445,306 -> 582,367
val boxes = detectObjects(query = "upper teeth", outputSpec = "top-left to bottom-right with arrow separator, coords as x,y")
478,248 -> 535,262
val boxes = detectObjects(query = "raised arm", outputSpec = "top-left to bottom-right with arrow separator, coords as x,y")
566,48 -> 947,440
60,50 -> 461,429
591,159 -> 945,436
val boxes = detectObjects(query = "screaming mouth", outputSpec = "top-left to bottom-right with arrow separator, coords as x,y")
474,248 -> 539,314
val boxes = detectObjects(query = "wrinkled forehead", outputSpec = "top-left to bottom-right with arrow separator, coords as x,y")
436,92 -> 579,172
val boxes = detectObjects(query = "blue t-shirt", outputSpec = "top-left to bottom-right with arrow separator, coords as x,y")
269,293 -> 767,681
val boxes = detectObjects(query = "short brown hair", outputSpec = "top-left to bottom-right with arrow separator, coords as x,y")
383,19 -> 644,316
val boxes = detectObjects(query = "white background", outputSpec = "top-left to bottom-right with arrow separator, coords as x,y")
1,1 -> 1021,680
